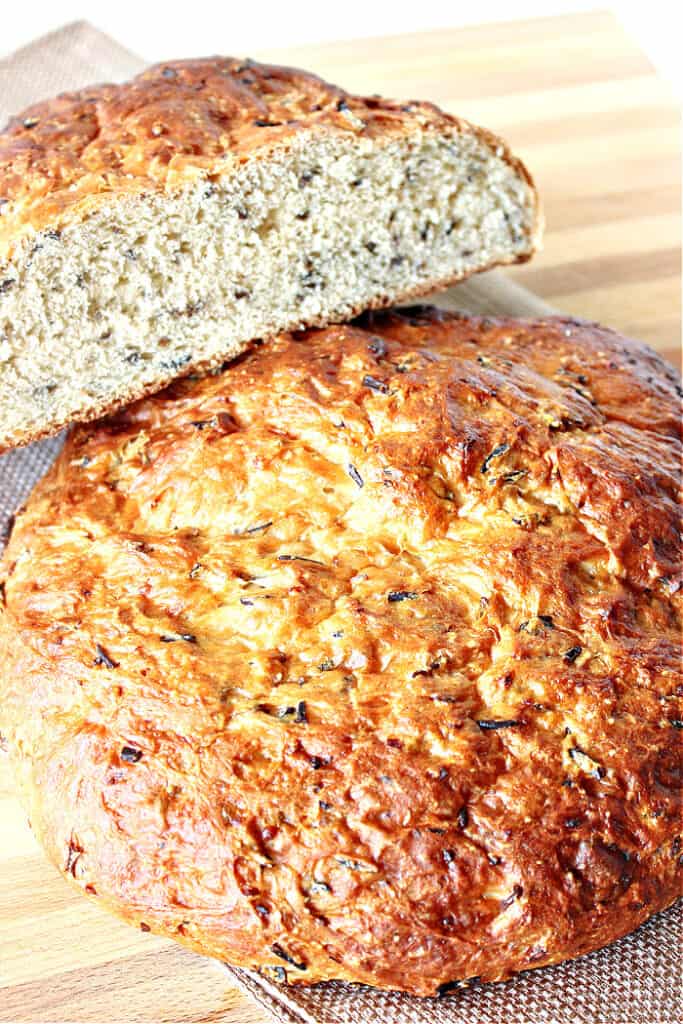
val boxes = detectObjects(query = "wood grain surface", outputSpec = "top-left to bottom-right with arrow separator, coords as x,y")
264,9 -> 680,364
0,10 -> 680,1024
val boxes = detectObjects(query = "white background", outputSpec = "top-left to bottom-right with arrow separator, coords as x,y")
4,0 -> 682,96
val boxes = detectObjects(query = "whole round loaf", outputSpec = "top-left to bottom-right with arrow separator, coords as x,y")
0,307 -> 680,995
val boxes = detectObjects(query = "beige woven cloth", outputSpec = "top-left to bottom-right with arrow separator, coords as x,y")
0,23 -> 680,1024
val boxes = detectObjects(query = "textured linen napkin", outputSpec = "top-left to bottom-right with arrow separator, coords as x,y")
0,23 -> 680,1024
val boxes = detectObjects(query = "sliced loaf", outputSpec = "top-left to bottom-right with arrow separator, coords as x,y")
0,57 -> 541,451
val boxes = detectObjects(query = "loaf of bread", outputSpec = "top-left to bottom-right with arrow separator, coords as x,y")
1,307 -> 679,995
0,58 -> 540,453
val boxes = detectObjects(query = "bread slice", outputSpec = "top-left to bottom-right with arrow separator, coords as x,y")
0,57 -> 541,452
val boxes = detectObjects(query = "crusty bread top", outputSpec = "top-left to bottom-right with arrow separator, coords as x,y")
1,308 -> 680,993
0,56 -> 538,262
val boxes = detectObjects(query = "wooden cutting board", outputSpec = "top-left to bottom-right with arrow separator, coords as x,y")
0,10 -> 680,1024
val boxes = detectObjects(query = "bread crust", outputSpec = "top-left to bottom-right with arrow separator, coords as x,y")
0,57 -> 540,263
1,307 -> 679,995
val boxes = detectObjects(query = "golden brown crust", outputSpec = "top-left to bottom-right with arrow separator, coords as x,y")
0,56 -> 540,262
1,308 -> 680,995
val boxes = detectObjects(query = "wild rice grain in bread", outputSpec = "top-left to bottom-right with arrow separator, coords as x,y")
1,308 -> 679,995
0,58 -> 540,452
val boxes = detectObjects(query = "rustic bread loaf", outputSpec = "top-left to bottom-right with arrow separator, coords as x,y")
0,58 -> 540,453
2,307 -> 678,996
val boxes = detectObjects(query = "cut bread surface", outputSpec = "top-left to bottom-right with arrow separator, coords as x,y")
0,58 -> 540,451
